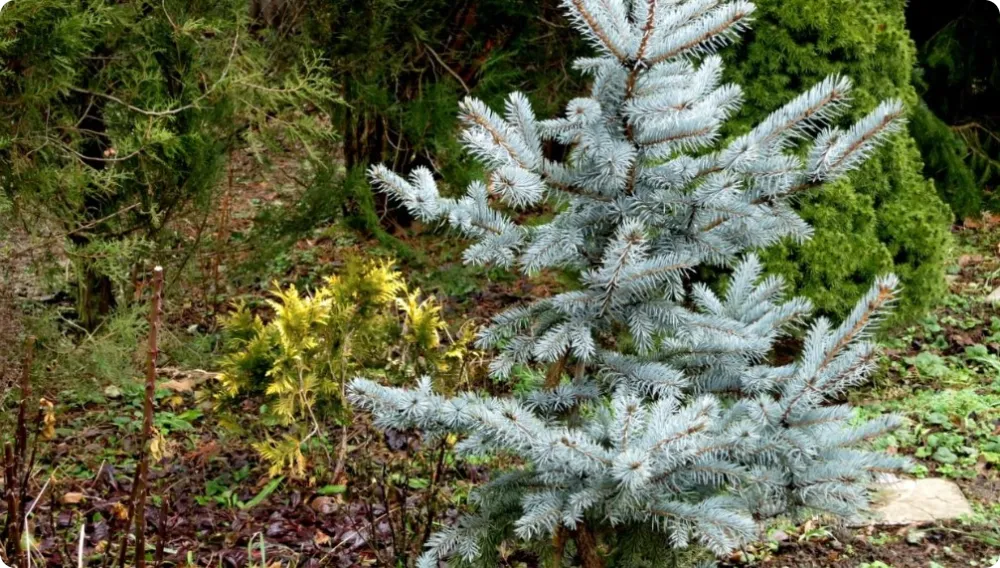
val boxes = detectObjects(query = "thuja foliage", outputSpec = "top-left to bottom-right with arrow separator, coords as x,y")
0,0 -> 336,329
216,259 -> 480,477
722,0 -> 952,323
350,0 -> 910,565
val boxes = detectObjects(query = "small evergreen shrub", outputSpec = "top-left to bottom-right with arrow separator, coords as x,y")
0,0 -> 337,328
350,0 -> 910,565
723,0 -> 953,324
216,259 -> 481,477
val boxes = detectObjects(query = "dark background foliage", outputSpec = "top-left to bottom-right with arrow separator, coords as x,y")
907,0 -> 1000,218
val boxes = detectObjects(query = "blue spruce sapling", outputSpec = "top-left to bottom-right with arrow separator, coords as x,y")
349,0 -> 910,565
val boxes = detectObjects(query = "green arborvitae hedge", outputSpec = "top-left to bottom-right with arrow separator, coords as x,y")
723,0 -> 953,324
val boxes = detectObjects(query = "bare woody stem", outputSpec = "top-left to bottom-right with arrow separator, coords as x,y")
544,353 -> 570,390
117,266 -> 163,568
550,526 -> 568,568
3,337 -> 36,568
575,524 -> 605,568
420,440 -> 449,549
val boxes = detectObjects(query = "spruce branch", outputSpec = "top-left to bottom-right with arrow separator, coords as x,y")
634,0 -> 660,65
564,0 -> 630,62
647,2 -> 755,64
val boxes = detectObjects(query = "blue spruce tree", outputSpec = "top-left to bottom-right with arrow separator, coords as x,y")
350,1 -> 910,565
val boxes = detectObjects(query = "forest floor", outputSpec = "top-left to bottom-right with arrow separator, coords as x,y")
3,159 -> 1000,567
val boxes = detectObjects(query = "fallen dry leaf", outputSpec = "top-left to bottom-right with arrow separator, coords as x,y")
951,333 -> 975,347
958,254 -> 984,267
61,492 -> 85,505
40,398 -> 56,440
159,378 -> 197,393
184,440 -> 220,466
310,496 -> 338,515
110,502 -> 128,521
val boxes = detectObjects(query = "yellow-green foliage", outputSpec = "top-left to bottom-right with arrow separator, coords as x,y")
216,259 -> 481,477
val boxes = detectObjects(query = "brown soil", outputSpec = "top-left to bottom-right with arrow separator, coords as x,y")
723,524 -> 1000,568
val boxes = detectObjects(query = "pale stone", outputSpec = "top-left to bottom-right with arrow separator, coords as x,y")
870,477 -> 973,525
988,286 -> 1000,304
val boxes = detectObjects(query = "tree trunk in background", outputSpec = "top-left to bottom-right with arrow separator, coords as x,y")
71,234 -> 116,332
341,94 -> 410,233
255,0 -> 582,238
334,0 -> 490,233
250,0 -> 299,30
575,525 -> 604,568
76,266 -> 115,332
73,95 -> 118,331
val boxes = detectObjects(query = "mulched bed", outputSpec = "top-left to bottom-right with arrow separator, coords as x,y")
2,392 -> 478,568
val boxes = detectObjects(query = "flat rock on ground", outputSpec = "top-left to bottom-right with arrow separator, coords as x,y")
870,477 -> 973,525
987,286 -> 1000,304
